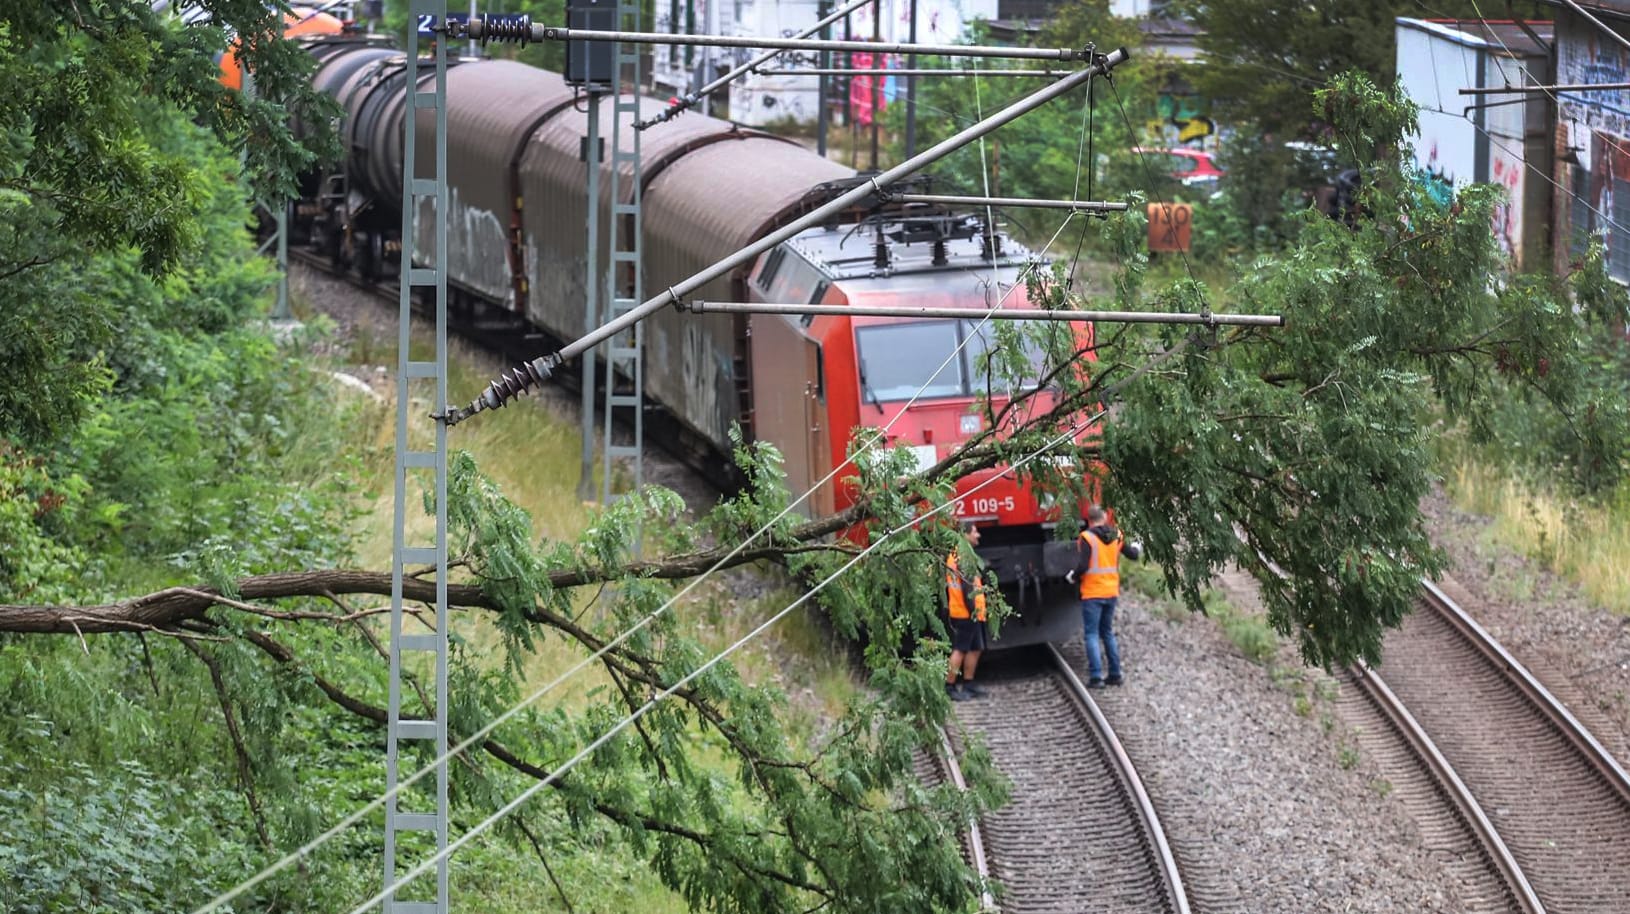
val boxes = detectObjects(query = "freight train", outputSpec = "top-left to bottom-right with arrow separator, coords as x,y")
281,20 -> 1100,646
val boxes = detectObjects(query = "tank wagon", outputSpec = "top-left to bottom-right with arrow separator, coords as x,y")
289,36 -> 1096,646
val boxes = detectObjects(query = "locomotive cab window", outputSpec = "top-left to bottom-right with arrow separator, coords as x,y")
756,248 -> 787,291
854,321 -> 965,401
962,320 -> 1051,393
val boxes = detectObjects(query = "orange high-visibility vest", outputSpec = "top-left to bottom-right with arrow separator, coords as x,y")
1078,531 -> 1122,599
946,551 -> 987,622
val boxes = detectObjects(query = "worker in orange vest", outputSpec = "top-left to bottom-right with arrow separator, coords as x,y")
945,521 -> 989,702
1066,506 -> 1141,689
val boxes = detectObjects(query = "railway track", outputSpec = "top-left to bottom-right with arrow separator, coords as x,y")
948,644 -> 1189,914
1355,580 -> 1630,913
916,728 -> 998,911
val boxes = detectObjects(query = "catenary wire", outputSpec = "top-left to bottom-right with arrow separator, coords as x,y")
190,72 -> 1110,914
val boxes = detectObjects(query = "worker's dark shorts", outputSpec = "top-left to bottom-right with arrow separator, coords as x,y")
949,617 -> 987,653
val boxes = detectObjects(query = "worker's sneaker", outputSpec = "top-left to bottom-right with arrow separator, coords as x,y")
945,683 -> 972,702
1106,675 -> 1124,687
1086,677 -> 1106,690
963,682 -> 988,698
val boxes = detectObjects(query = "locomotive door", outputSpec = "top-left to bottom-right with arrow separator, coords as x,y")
748,314 -> 826,517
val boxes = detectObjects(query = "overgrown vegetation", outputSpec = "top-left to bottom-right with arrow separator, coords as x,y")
1444,453 -> 1630,613
7,3 -> 1630,912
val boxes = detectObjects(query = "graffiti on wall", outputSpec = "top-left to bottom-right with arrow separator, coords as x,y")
1143,92 -> 1216,148
1489,150 -> 1524,260
1559,23 -> 1630,139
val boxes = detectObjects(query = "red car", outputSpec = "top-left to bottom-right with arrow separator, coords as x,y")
1132,147 -> 1225,188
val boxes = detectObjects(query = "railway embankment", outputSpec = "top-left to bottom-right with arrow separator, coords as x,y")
1193,494 -> 1630,914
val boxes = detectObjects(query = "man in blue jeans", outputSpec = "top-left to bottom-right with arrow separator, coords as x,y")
1066,506 -> 1141,689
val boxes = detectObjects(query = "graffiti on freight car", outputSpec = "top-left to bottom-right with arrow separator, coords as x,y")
419,186 -> 514,307
680,321 -> 720,440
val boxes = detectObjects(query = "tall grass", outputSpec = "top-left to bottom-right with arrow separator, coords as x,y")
1445,458 -> 1630,615
325,312 -> 857,715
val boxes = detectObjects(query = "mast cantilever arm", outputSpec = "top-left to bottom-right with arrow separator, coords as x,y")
681,301 -> 1284,326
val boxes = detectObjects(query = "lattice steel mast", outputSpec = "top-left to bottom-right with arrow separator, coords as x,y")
385,3 -> 451,912
603,0 -> 644,502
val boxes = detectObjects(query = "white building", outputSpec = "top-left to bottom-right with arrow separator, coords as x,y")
651,0 -> 999,127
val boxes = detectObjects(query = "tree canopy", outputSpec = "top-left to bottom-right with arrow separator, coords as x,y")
0,1 -> 335,445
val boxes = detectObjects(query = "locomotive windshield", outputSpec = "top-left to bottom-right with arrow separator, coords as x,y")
855,321 -> 965,401
854,319 -> 1051,401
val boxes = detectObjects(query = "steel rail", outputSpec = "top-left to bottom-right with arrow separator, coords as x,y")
682,300 -> 1284,326
1045,643 -> 1191,914
442,46 -> 1129,426
1351,664 -> 1546,914
1418,579 -> 1630,807
636,0 -> 877,129
935,725 -> 998,912
888,193 -> 1127,211
456,16 -> 1097,60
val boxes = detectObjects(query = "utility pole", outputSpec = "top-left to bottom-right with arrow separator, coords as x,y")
846,10 -> 856,168
603,0 -> 646,503
570,0 -> 616,499
817,0 -> 830,157
702,0 -> 717,115
579,97 -> 604,499
870,0 -> 879,170
385,4 -> 450,913
905,0 -> 917,158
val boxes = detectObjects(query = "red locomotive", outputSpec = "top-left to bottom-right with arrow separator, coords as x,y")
275,34 -> 1098,646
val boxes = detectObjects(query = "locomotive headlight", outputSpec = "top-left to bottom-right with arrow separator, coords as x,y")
1037,491 -> 1058,511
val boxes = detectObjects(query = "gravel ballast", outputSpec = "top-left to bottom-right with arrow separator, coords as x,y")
1421,491 -> 1630,765
1043,591 -> 1471,913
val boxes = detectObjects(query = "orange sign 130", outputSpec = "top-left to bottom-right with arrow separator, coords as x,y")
1146,202 -> 1193,253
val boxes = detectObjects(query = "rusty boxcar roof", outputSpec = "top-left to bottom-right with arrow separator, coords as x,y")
422,60 -> 575,223
642,137 -> 854,305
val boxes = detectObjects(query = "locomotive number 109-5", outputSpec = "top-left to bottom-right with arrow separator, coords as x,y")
956,495 -> 1017,517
